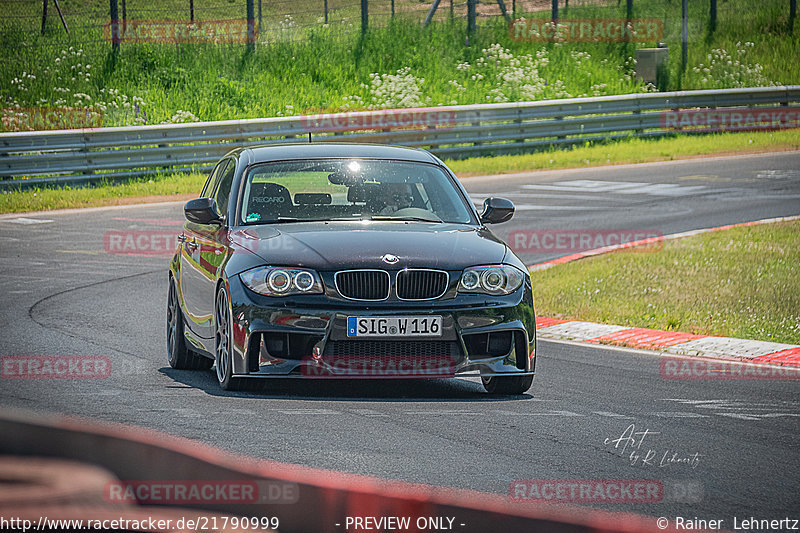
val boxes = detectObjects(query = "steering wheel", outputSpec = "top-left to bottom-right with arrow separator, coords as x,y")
392,207 -> 442,222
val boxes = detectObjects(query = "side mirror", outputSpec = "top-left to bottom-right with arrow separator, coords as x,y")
184,197 -> 224,225
480,197 -> 515,224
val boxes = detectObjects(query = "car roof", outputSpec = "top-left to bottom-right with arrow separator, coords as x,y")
238,143 -> 440,165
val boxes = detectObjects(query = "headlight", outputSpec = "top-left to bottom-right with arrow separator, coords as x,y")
458,265 -> 525,295
240,266 -> 323,296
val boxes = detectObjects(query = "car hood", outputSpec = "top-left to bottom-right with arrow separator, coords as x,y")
229,221 -> 508,270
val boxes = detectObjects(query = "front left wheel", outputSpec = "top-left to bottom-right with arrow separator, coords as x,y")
481,374 -> 533,395
215,285 -> 244,391
167,278 -> 213,370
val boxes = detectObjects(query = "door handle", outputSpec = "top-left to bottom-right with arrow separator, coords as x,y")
177,234 -> 187,243
185,239 -> 198,252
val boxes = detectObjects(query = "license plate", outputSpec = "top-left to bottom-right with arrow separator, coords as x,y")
347,316 -> 442,337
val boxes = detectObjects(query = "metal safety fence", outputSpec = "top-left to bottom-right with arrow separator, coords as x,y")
1,86 -> 798,190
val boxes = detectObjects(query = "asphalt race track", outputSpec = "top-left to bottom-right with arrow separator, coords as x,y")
1,151 -> 799,523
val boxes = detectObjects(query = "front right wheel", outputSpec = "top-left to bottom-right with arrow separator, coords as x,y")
214,285 -> 244,391
167,278 -> 212,370
481,374 -> 533,395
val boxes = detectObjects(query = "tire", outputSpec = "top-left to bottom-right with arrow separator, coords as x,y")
481,374 -> 534,395
167,278 -> 213,370
214,285 -> 244,391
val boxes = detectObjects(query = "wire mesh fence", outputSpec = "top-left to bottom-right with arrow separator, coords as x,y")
0,0 -> 622,69
2,0 -> 771,71
3,0 -> 762,131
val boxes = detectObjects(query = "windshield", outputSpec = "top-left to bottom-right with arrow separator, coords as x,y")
239,159 -> 474,225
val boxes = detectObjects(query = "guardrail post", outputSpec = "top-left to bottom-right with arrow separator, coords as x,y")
426,125 -> 439,152
246,0 -> 256,52
633,96 -> 643,136
41,0 -> 48,35
109,0 -> 120,54
159,143 -> 169,170
361,0 -> 368,34
467,0 -> 477,35
80,133 -> 94,178
555,114 -> 565,141
121,0 -> 127,41
472,111 -> 482,148
709,0 -> 717,34
681,0 -> 688,76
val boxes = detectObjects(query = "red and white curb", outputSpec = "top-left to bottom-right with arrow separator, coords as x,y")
534,317 -> 800,367
529,215 -> 800,367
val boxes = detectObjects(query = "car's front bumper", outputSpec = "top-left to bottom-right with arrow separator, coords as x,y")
225,275 -> 536,379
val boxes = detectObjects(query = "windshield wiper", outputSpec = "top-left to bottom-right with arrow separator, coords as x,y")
261,217 -> 348,223
368,216 -> 443,223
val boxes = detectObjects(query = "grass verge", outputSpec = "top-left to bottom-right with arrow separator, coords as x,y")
530,220 -> 800,344
0,173 -> 207,214
450,129 -> 800,177
2,129 -> 799,214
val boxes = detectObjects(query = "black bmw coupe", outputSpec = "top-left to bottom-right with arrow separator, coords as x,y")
168,144 -> 536,394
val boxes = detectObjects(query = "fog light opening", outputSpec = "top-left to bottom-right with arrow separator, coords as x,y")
515,331 -> 529,370
265,333 -> 287,358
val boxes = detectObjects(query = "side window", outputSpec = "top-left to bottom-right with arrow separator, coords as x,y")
201,160 -> 227,198
212,160 -> 236,217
